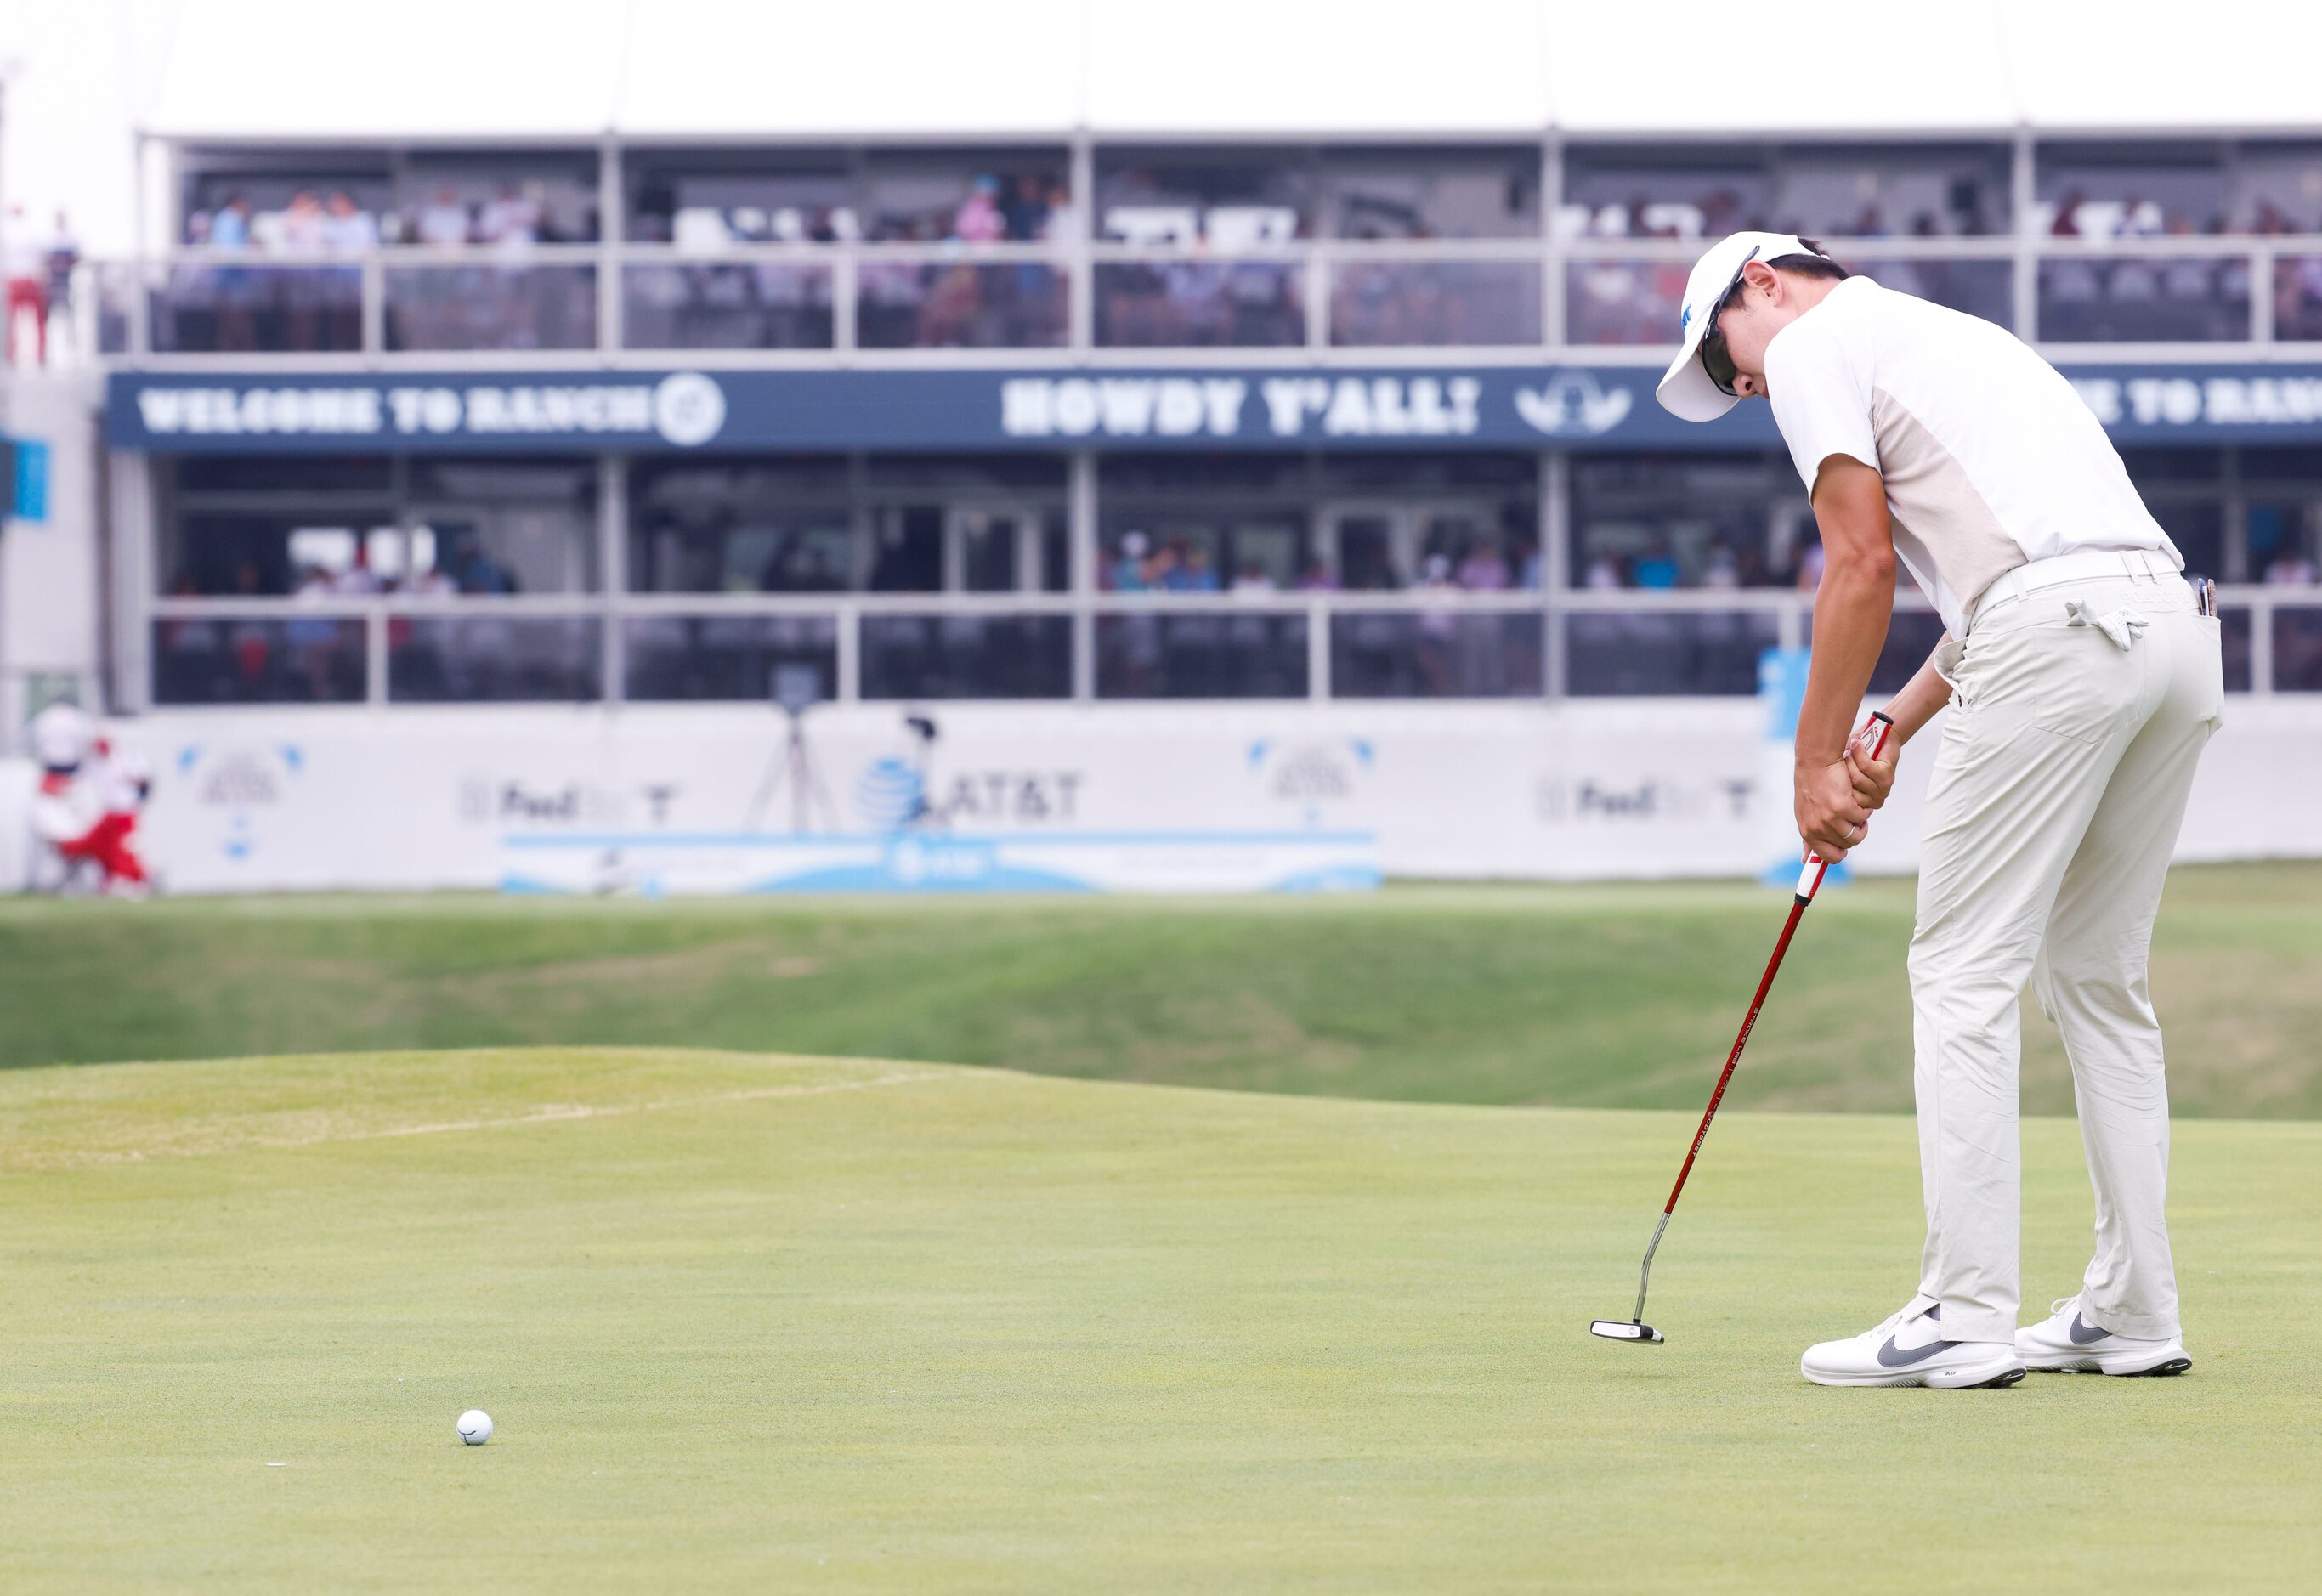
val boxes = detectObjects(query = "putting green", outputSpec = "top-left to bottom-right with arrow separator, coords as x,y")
3,1049 -> 2314,1592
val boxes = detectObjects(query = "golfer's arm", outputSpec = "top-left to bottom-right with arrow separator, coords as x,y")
1883,640 -> 1954,747
1796,456 -> 1896,768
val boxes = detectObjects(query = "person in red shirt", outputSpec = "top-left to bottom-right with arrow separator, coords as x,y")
27,706 -> 150,895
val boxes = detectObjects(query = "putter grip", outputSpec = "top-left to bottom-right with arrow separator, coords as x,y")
1796,710 -> 1896,901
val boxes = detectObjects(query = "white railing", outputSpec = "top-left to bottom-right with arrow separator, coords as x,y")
139,584 -> 2317,707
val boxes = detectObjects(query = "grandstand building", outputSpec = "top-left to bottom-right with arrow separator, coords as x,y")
12,4 -> 2322,888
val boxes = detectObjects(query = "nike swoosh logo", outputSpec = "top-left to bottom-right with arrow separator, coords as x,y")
1877,1335 -> 1958,1368
2069,1313 -> 2110,1345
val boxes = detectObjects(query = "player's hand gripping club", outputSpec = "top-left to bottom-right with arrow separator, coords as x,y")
1811,628 -> 1957,860
1794,716 -> 1901,864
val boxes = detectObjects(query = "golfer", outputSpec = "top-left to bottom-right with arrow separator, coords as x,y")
1658,234 -> 2222,1389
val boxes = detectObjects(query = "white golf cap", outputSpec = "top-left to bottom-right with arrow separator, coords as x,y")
29,703 -> 93,770
1654,231 -> 1816,423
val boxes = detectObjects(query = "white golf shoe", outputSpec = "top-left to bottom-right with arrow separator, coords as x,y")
1801,1296 -> 2026,1389
2015,1296 -> 2192,1377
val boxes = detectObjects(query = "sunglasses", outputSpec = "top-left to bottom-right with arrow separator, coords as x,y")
1697,246 -> 1761,397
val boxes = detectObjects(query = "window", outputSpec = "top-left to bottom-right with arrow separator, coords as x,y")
2121,449 -> 2226,579
157,456 -> 598,597
861,150 -> 1070,244
1333,613 -> 1543,698
622,263 -> 835,351
2236,142 -> 2322,235
1099,454 -> 1537,594
1559,145 -> 1769,241
2240,447 -> 2322,589
626,151 -> 855,245
405,459 -> 600,593
624,617 -> 840,702
2036,140 -> 2226,239
1097,614 -> 1309,699
1096,148 -> 1310,246
861,616 -> 1071,699
393,150 -> 602,246
626,147 -> 1070,246
1571,454 -> 1809,591
857,262 -> 1068,349
1320,146 -> 1540,240
628,456 -> 1070,595
630,459 -> 854,594
1562,142 -> 2009,241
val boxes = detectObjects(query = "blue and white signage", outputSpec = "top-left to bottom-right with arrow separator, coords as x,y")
107,360 -> 2322,456
499,829 -> 1379,896
105,365 -> 1762,454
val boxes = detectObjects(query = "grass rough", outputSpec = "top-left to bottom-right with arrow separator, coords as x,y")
2,861 -> 2317,1118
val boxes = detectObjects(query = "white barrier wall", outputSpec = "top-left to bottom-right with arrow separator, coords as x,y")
4,696 -> 2314,894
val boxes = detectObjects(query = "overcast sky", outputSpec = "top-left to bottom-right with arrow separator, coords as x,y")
0,1 -> 158,250
8,0 -> 2322,256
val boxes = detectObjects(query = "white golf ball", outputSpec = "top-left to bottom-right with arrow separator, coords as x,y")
457,1409 -> 493,1446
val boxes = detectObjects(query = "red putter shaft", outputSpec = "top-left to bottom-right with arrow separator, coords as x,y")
1594,709 -> 1894,1340
1659,710 -> 1894,1219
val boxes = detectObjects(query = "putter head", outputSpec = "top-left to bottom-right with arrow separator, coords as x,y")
1589,1319 -> 1664,1344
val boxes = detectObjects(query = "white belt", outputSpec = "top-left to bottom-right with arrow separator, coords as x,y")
1966,547 -> 2178,631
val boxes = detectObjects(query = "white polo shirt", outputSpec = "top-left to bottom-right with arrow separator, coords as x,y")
1764,276 -> 2180,634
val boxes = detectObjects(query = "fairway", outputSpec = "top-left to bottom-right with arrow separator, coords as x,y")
3,862 -> 2319,1120
3,1048 -> 2314,1593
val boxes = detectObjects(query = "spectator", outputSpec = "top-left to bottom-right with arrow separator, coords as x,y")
1164,542 -> 1220,592
323,191 -> 377,254
444,532 -> 517,594
1795,533 -> 1826,593
1040,180 -> 1079,244
2115,195 -> 2164,237
1455,537 -> 1510,591
42,211 -> 79,354
2049,190 -> 2087,239
3,204 -> 49,365
28,705 -> 150,897
330,541 -> 385,596
287,565 -> 346,695
2266,544 -> 2318,586
2285,253 -> 2322,342
1293,557 -> 1338,591
955,178 -> 1006,243
1632,536 -> 1681,590
1582,550 -> 1625,590
1702,535 -> 1742,590
404,558 -> 457,597
209,195 -> 252,249
416,187 -> 473,247
479,182 -> 546,247
280,190 -> 328,254
1001,176 -> 1049,243
1231,560 -> 1277,595
1108,530 -> 1153,592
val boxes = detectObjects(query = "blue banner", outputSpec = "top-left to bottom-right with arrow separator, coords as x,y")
104,361 -> 2322,456
3,436 -> 48,521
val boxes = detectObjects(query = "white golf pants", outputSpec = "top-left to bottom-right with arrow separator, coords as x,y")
1909,563 -> 2222,1345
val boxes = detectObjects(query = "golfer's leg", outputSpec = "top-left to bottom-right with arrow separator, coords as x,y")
2030,608 -> 2221,1340
1909,676 -> 2122,1345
